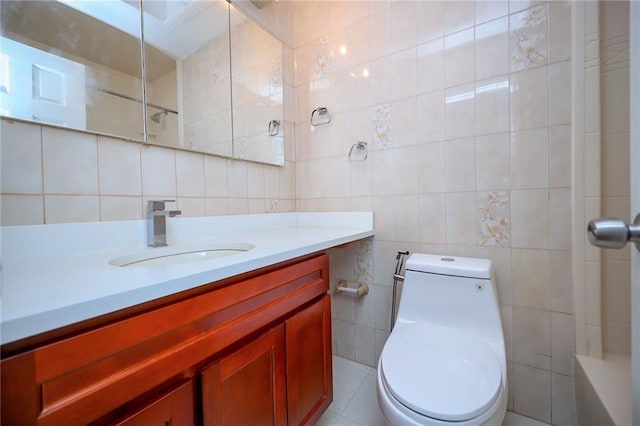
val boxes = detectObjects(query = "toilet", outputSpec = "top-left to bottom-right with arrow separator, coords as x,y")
376,253 -> 507,425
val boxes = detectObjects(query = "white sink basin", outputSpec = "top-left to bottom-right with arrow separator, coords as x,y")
109,242 -> 254,267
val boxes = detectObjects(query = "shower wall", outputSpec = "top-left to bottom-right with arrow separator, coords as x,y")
598,0 -> 631,357
292,1 -> 574,424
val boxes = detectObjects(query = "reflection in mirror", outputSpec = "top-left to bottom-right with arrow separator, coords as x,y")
1,0 -> 286,166
140,0 -> 232,156
0,0 -> 147,140
229,3 -> 284,166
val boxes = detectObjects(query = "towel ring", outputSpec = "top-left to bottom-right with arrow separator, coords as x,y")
310,107 -> 332,127
268,119 -> 280,136
348,141 -> 368,161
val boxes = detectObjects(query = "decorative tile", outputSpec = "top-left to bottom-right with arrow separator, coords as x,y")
314,35 -> 331,78
478,191 -> 510,247
354,239 -> 373,283
270,55 -> 283,94
204,49 -> 223,83
266,199 -> 279,213
372,104 -> 392,150
510,5 -> 547,72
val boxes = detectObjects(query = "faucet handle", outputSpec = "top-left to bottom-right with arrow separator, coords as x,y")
147,200 -> 176,211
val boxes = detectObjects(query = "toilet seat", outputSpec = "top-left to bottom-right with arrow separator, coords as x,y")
380,323 -> 502,422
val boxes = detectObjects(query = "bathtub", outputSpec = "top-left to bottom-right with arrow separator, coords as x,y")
574,353 -> 632,426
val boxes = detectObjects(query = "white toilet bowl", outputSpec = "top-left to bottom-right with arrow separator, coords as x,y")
376,254 -> 507,425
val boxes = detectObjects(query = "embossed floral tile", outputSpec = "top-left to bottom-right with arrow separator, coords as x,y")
478,191 -> 511,247
372,103 -> 392,150
510,4 -> 547,72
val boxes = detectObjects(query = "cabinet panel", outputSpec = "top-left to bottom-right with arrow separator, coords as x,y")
115,380 -> 194,426
0,253 -> 330,426
201,325 -> 287,426
285,296 -> 333,425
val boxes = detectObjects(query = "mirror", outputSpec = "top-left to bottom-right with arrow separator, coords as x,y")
141,0 -> 233,157
0,0 -> 146,140
229,3 -> 284,165
0,0 -> 285,166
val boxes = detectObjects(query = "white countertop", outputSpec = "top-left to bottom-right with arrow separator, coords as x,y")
0,212 -> 374,345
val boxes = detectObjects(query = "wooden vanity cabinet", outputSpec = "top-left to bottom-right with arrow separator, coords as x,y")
1,253 -> 332,426
200,296 -> 333,426
114,380 -> 195,426
285,296 -> 333,425
201,324 -> 287,426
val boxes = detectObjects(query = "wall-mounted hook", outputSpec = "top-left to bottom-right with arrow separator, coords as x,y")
348,141 -> 368,161
310,107 -> 332,127
268,119 -> 280,136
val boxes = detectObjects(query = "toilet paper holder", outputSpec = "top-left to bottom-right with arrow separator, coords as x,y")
336,280 -> 369,297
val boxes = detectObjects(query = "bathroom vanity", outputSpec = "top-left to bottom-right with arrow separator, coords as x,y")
0,212 -> 374,425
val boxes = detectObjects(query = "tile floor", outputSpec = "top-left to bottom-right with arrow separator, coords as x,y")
317,356 -> 550,426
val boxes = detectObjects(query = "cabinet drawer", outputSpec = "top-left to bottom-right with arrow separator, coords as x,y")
1,254 -> 329,426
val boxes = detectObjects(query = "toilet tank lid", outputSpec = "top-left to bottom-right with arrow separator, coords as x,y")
405,253 -> 492,279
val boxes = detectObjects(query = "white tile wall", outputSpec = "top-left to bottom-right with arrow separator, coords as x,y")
0,119 -> 295,224
297,1 -> 574,423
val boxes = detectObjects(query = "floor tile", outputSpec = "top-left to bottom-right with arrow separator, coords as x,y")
319,356 -> 551,426
502,411 -> 551,426
341,371 -> 387,426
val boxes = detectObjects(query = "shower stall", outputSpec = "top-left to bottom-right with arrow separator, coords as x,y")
572,1 -> 639,423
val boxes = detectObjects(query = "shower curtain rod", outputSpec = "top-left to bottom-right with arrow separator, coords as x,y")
88,85 -> 178,115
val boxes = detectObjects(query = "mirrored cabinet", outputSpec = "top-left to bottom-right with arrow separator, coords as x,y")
0,0 -> 285,166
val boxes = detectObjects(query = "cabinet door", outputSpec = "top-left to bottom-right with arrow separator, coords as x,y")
285,295 -> 333,425
115,380 -> 194,426
201,325 -> 287,426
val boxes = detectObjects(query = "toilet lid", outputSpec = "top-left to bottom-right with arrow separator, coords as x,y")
380,323 -> 502,422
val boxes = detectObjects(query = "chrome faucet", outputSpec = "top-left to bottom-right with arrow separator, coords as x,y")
147,200 -> 181,247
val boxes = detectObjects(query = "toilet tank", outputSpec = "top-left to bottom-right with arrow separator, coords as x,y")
396,253 -> 503,343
